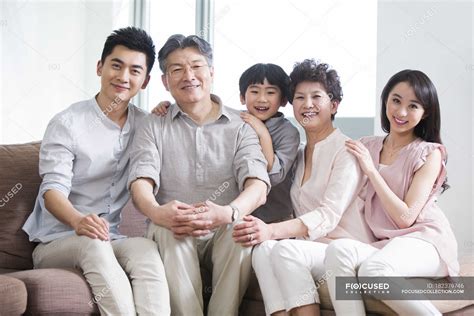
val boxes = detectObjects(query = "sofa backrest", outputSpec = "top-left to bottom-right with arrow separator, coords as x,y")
0,142 -> 147,272
0,142 -> 42,270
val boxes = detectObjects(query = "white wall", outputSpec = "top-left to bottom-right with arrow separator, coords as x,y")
0,0 -> 131,144
0,2 -> 4,143
376,0 -> 473,257
471,2 -> 474,260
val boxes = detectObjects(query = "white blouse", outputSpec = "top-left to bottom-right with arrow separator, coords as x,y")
290,129 -> 375,243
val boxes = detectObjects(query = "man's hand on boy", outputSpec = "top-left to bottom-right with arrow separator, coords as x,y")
151,100 -> 171,116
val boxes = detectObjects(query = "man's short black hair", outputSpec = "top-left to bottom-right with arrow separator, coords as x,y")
239,63 -> 290,104
101,27 -> 156,75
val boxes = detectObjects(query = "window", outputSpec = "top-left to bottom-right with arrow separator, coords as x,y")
212,0 -> 377,118
146,0 -> 196,110
1,0 -> 132,144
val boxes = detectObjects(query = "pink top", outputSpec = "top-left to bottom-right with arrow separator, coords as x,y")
362,136 -> 459,276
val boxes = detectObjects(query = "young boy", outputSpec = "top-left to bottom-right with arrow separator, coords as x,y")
153,63 -> 299,222
23,27 -> 170,315
238,63 -> 300,222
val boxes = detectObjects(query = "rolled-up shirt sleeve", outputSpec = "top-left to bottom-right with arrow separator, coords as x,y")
299,150 -> 363,241
268,128 -> 300,186
127,114 -> 162,194
39,114 -> 75,198
233,123 -> 271,193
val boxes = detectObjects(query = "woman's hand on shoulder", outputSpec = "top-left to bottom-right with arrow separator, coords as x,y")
345,139 -> 376,175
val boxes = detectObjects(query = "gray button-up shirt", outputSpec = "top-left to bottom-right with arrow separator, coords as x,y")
252,113 -> 300,222
128,94 -> 270,208
23,98 -> 146,242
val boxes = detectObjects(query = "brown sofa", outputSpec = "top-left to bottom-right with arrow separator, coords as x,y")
0,141 -> 473,315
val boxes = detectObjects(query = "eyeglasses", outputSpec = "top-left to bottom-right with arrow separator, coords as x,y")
166,64 -> 209,79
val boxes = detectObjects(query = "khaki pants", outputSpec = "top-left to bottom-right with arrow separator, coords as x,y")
146,223 -> 252,316
33,235 -> 170,315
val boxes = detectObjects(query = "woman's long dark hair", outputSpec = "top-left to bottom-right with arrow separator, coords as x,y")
381,69 -> 442,144
381,70 -> 449,191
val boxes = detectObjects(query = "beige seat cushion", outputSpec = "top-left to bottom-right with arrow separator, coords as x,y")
7,268 -> 99,315
0,274 -> 27,315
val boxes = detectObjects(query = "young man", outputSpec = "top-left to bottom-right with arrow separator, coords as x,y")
128,34 -> 270,316
23,27 -> 170,315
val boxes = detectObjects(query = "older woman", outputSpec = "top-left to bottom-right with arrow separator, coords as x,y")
233,59 -> 375,315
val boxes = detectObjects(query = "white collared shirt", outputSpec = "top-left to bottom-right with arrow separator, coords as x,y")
23,97 -> 146,242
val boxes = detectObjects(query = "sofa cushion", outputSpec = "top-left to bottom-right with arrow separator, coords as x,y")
7,268 -> 99,315
119,200 -> 147,238
0,141 -> 148,271
0,142 -> 42,270
0,274 -> 27,315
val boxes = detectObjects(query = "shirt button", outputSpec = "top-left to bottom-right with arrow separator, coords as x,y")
111,183 -> 115,186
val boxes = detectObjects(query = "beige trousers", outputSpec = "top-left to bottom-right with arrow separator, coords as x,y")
146,223 -> 252,316
33,235 -> 170,315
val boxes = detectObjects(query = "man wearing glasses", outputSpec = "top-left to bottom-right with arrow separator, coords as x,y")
128,34 -> 270,316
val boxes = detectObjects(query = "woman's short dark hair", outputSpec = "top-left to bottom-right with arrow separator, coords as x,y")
158,34 -> 213,73
381,69 -> 442,144
101,27 -> 155,75
288,59 -> 342,120
239,63 -> 290,104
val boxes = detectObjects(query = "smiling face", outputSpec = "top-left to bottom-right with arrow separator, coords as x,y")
161,47 -> 213,107
240,79 -> 284,121
292,81 -> 338,132
385,81 -> 425,137
96,44 -> 149,104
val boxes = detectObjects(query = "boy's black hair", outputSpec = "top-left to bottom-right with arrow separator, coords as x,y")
101,27 -> 156,75
239,63 -> 290,103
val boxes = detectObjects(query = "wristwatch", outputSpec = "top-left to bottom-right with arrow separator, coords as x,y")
229,204 -> 240,223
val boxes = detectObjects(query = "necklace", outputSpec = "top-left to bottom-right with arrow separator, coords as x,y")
383,136 -> 413,157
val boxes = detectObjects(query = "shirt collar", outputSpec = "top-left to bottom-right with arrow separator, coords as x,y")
314,128 -> 342,148
170,94 -> 231,123
264,112 -> 284,128
91,95 -> 133,131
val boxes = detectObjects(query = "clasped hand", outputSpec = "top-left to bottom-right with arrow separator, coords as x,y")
156,200 -> 229,239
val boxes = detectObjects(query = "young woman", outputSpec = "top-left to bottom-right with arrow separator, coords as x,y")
232,59 -> 375,315
325,69 -> 459,316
